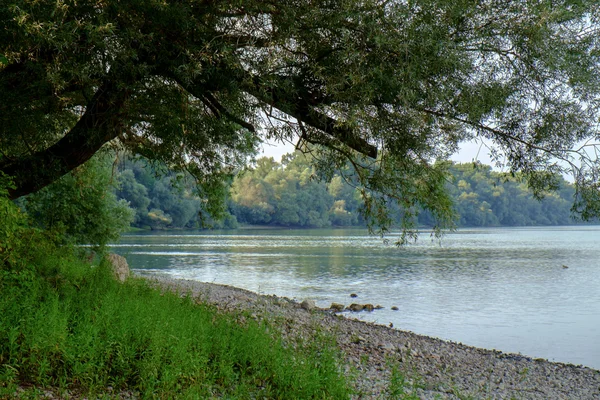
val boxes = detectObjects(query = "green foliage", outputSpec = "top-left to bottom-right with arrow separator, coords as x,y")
116,169 -> 150,225
232,154 -> 336,228
0,176 -> 23,266
115,152 -> 580,232
3,0 -> 600,237
446,163 -> 575,227
116,156 -> 239,230
229,155 -> 578,230
0,269 -> 349,397
23,154 -> 134,251
0,200 -> 350,398
382,364 -> 421,400
0,177 -> 58,278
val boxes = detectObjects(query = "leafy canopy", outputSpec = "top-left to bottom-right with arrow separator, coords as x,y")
2,0 -> 600,239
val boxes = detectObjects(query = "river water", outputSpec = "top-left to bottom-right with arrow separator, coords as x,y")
111,226 -> 600,369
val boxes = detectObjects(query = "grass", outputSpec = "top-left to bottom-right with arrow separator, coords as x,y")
0,248 -> 350,399
377,360 -> 423,400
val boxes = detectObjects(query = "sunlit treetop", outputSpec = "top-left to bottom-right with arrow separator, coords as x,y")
2,0 -> 600,242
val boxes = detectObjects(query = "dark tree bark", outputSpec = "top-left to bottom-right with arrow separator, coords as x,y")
1,80 -> 128,200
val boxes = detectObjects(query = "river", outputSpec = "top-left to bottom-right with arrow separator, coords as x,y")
111,226 -> 600,369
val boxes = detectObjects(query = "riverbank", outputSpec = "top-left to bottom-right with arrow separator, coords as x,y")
2,255 -> 350,399
152,276 -> 600,399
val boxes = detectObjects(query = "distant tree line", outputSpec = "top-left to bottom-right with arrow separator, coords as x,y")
114,152 -> 578,230
429,163 -> 575,227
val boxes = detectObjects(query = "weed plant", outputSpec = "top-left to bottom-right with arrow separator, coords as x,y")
0,187 -> 350,399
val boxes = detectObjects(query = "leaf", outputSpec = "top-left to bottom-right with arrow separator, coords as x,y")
0,55 -> 8,66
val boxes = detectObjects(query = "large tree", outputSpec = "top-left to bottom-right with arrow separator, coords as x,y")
2,0 -> 600,240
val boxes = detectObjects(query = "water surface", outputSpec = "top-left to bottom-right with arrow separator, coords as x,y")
112,226 -> 600,369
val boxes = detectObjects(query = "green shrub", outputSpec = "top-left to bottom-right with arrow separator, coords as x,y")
0,175 -> 26,267
23,153 -> 134,251
0,197 -> 349,398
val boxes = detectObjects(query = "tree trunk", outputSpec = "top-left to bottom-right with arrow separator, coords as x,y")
1,81 -> 128,200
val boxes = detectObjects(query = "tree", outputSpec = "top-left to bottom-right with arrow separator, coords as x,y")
231,174 -> 276,224
2,1 -> 600,242
116,169 -> 151,225
23,154 -> 134,250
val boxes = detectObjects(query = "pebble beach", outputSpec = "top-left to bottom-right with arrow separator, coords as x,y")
153,276 -> 600,399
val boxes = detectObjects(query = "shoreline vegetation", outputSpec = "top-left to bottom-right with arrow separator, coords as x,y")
3,185 -> 599,398
1,253 -> 351,399
2,235 -> 600,399
116,154 -> 580,234
150,276 -> 600,400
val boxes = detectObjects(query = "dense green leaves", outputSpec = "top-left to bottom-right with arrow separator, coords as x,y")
231,154 -> 336,228
115,152 -> 579,233
0,176 -> 26,266
2,0 -> 600,236
23,154 -> 134,250
446,163 -> 575,227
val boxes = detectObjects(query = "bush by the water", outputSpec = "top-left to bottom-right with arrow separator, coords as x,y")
0,185 -> 350,398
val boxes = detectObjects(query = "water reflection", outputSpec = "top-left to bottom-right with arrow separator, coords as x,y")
112,227 -> 600,369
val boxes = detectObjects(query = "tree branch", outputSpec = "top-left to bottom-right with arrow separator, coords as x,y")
166,74 -> 256,133
243,75 -> 378,159
219,34 -> 271,48
418,107 -> 557,155
203,92 -> 256,133
1,80 -> 128,199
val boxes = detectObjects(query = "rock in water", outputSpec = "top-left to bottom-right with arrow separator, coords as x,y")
347,303 -> 364,312
301,299 -> 316,310
330,303 -> 345,312
105,253 -> 130,282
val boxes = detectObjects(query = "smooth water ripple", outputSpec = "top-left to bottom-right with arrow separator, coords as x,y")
112,226 -> 600,369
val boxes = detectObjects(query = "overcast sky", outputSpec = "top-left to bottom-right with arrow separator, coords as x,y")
258,138 -> 495,165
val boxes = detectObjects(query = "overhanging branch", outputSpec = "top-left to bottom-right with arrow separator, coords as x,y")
1,80 -> 128,199
203,92 -> 256,133
243,75 -> 378,159
167,74 -> 257,133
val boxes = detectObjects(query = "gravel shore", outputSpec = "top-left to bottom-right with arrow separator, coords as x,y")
151,275 -> 600,399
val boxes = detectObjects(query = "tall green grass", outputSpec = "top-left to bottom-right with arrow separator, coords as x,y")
0,250 -> 350,399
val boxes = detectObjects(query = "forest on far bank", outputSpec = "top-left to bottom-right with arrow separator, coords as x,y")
115,151 -> 578,231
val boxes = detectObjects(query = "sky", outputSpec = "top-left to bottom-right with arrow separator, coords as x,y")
258,138 -> 495,165
258,139 -> 587,184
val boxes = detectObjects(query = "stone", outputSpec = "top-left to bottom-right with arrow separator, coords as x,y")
350,293 -> 358,298
105,253 -> 130,282
391,306 -> 399,311
300,299 -> 316,310
347,303 -> 364,312
330,302 -> 344,312
374,304 -> 384,309
363,303 -> 374,311
351,335 -> 366,344
379,343 -> 396,352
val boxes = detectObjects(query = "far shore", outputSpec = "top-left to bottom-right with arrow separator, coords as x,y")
149,275 -> 600,399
